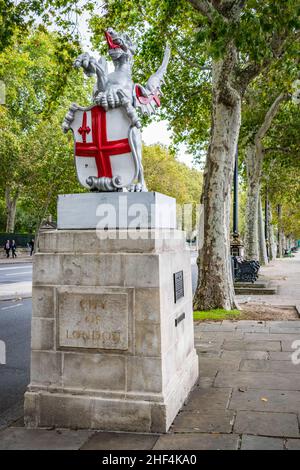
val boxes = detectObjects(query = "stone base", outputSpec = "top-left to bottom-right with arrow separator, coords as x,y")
24,350 -> 198,433
24,227 -> 198,432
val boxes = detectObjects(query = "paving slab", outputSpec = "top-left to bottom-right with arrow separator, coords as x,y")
234,411 -> 299,438
269,352 -> 294,361
198,331 -> 245,341
195,339 -> 224,353
171,410 -> 235,434
228,388 -> 300,413
195,377 -> 215,389
244,333 -> 300,342
214,371 -> 300,390
183,387 -> 232,412
199,357 -> 241,373
286,439 -> 300,450
80,431 -> 159,450
240,435 -> 284,450
282,340 -> 300,352
198,323 -> 237,332
240,359 -> 300,374
221,350 -> 269,360
0,427 -> 93,450
266,321 -> 300,329
270,326 -> 300,334
235,321 -> 267,328
223,339 -> 281,351
153,433 -> 239,450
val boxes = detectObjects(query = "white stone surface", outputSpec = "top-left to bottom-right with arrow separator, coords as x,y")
57,192 -> 177,229
57,288 -> 129,350
24,226 -> 198,432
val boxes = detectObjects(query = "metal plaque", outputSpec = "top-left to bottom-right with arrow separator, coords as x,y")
175,312 -> 185,327
173,270 -> 184,303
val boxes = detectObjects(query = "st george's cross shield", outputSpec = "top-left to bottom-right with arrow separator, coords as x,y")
67,104 -> 138,190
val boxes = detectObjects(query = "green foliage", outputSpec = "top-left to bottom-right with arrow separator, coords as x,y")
89,0 -> 299,161
143,144 -> 202,205
193,309 -> 240,321
0,27 -> 93,232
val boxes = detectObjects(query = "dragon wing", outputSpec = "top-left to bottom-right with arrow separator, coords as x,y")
134,45 -> 171,115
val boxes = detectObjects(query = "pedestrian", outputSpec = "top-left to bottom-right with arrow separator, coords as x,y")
11,240 -> 17,258
29,238 -> 35,256
4,240 -> 10,258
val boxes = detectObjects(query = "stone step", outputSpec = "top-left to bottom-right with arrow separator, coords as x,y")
235,282 -> 268,289
235,286 -> 278,295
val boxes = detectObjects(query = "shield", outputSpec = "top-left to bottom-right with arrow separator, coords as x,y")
68,104 -> 137,190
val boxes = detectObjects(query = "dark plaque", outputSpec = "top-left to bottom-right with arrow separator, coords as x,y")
173,270 -> 184,303
175,312 -> 185,327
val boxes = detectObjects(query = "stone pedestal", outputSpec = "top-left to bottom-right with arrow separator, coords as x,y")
24,194 -> 198,433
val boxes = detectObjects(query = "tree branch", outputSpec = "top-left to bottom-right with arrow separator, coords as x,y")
256,92 -> 289,142
236,30 -> 298,94
264,147 -> 293,154
187,0 -> 216,22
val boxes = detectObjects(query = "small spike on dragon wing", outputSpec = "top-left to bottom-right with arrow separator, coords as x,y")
146,45 -> 170,95
134,45 -> 171,116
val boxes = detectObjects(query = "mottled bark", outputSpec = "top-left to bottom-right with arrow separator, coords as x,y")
194,54 -> 240,311
244,144 -> 261,260
267,204 -> 277,261
277,204 -> 284,257
244,93 -> 287,261
5,187 -> 19,233
258,196 -> 268,265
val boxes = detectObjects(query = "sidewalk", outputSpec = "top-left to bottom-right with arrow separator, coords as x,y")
0,256 -> 33,265
0,281 -> 32,301
237,251 -> 300,308
1,317 -> 300,450
0,254 -> 300,449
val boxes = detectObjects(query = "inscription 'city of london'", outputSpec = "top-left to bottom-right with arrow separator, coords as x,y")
58,291 -> 129,350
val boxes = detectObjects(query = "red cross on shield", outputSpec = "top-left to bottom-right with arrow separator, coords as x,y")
69,105 -> 136,189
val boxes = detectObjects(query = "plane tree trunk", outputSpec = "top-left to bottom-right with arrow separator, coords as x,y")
244,92 -> 287,261
5,186 -> 19,233
194,50 -> 240,311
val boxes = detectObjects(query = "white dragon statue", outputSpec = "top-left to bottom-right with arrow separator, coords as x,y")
62,27 -> 170,192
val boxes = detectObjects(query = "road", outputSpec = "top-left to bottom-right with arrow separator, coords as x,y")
0,255 -> 198,427
0,264 -> 32,284
0,298 -> 31,426
0,264 -> 32,425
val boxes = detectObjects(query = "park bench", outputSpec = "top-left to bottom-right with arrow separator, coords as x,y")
232,256 -> 260,283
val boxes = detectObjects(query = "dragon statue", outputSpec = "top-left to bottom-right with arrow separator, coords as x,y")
62,27 -> 170,192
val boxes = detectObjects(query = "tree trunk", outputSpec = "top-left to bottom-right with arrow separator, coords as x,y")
194,56 -> 240,311
277,204 -> 284,257
258,196 -> 268,265
244,93 -> 287,261
5,187 -> 19,233
244,144 -> 260,260
268,203 -> 277,261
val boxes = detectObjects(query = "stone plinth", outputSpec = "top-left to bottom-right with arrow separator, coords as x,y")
57,192 -> 176,229
24,227 -> 198,432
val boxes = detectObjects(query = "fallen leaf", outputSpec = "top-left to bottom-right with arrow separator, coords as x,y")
261,397 -> 268,402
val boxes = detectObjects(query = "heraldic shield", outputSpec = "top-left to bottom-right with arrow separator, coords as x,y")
66,104 -> 139,191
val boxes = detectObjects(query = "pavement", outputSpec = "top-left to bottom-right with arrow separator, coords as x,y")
1,318 -> 300,449
0,263 -> 32,300
236,251 -> 300,308
0,252 -> 300,449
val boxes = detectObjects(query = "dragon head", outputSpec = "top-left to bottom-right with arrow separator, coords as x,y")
105,27 -> 136,63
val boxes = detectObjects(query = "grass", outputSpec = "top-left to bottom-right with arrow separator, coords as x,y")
193,309 -> 241,321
